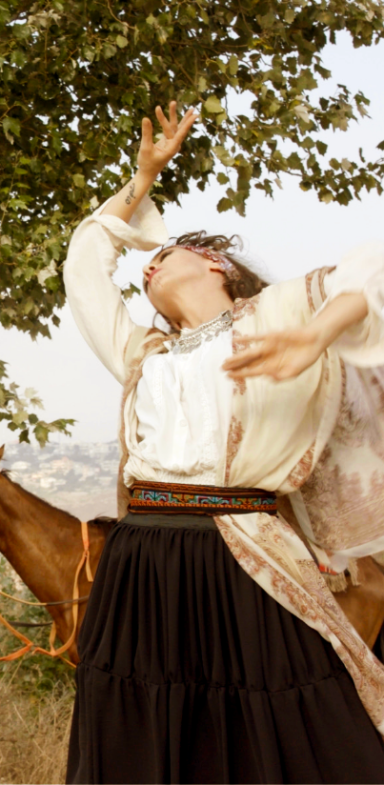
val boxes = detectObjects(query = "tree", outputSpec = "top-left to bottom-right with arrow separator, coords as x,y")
1,0 -> 384,442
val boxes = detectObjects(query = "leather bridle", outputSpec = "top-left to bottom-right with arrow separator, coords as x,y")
0,521 -> 94,667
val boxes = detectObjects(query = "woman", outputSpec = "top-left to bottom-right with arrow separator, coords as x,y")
64,102 -> 384,784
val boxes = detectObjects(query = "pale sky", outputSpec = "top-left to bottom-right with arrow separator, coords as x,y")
1,31 -> 383,445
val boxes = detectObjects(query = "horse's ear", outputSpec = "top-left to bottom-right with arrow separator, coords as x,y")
0,445 -> 4,461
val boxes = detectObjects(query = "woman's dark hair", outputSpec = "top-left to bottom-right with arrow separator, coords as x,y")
148,230 -> 269,331
170,231 -> 268,301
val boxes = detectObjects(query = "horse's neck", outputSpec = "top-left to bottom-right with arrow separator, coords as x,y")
0,473 -> 82,603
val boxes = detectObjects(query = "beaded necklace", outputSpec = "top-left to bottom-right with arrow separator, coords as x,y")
166,310 -> 233,354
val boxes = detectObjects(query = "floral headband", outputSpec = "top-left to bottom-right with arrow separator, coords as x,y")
180,245 -> 241,281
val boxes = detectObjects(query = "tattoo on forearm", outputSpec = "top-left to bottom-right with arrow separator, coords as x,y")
125,182 -> 136,205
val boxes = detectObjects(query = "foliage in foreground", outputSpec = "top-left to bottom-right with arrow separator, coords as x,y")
0,558 -> 75,783
0,556 -> 75,691
0,0 -> 384,442
0,360 -> 75,446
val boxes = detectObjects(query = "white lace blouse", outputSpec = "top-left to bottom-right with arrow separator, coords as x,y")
130,326 -> 233,486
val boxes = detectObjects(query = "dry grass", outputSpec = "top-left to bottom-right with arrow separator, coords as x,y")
0,558 -> 76,783
0,671 -> 75,785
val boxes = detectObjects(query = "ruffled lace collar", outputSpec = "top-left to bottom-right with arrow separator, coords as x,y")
166,310 -> 233,354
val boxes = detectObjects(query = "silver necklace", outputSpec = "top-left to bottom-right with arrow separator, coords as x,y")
167,310 -> 233,354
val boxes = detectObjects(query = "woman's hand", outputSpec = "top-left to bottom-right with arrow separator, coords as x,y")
101,101 -> 197,223
137,102 -> 197,179
222,327 -> 324,382
223,292 -> 368,382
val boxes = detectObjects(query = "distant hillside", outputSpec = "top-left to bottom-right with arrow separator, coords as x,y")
3,441 -> 120,521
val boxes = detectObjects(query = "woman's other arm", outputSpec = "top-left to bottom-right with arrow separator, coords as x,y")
224,241 -> 384,381
223,291 -> 369,382
319,242 -> 384,368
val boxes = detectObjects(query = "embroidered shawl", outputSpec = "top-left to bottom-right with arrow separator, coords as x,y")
116,270 -> 384,737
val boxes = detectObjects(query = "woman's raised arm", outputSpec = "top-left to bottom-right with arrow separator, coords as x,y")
64,103 -> 196,384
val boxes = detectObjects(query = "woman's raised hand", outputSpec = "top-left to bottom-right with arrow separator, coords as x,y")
137,101 -> 198,178
222,327 -> 325,382
100,101 -> 197,222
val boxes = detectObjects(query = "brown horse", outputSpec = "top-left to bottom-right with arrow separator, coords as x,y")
1,446 -> 384,665
0,445 -> 113,664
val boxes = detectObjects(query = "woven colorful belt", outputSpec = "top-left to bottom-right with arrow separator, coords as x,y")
128,481 -> 277,515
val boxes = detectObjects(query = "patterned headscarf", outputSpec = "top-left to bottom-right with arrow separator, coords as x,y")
180,245 -> 241,280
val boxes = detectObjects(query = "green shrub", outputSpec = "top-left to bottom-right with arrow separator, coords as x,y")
0,556 -> 75,697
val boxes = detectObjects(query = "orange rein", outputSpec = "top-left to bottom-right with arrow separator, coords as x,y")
0,521 -> 94,668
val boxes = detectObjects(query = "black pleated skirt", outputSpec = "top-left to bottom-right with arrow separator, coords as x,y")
66,513 -> 384,784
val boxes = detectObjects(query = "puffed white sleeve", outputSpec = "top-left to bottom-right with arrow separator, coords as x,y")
321,241 -> 384,367
64,195 -> 168,384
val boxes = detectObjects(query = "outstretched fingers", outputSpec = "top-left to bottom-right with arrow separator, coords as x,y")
138,102 -> 198,178
222,327 -> 323,381
222,334 -> 291,380
168,100 -> 178,132
174,109 -> 198,144
155,103 -> 176,139
140,116 -> 154,150
222,341 -> 266,371
155,103 -> 197,141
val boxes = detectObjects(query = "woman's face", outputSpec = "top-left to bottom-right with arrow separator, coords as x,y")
142,246 -> 223,319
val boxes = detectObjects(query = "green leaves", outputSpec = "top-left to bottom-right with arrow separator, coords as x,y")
0,0 -> 383,441
121,282 -> 141,301
72,173 -> 85,189
0,364 -> 74,445
116,34 -> 128,48
103,43 -> 117,59
228,54 -> 238,75
2,116 -> 21,143
0,0 -> 383,249
204,96 -> 224,114
294,104 -> 311,124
